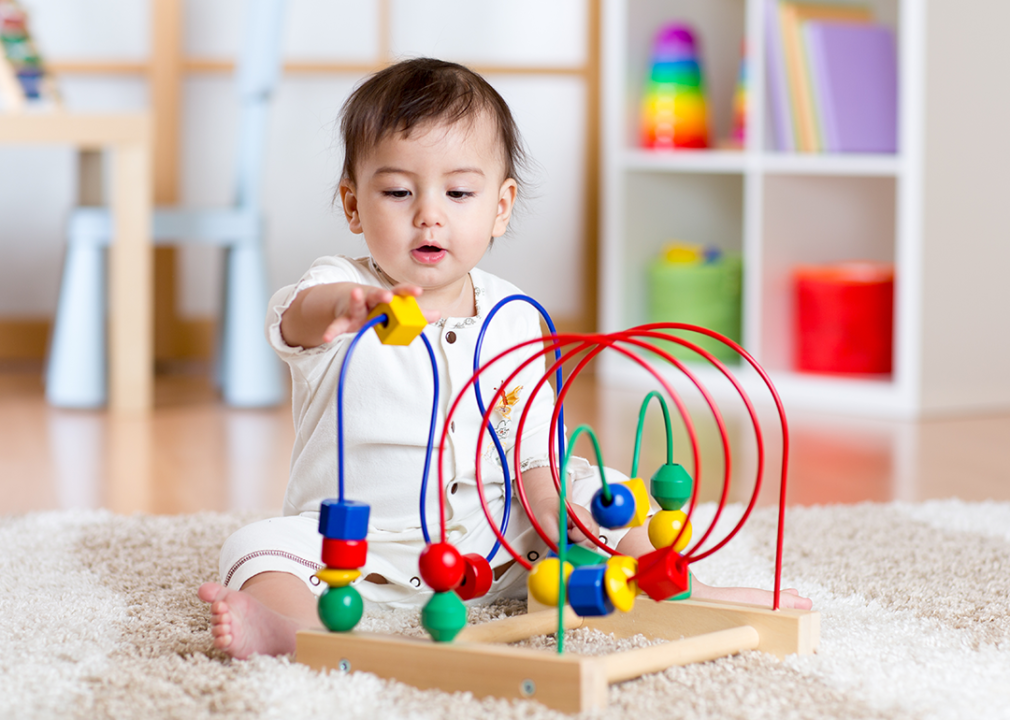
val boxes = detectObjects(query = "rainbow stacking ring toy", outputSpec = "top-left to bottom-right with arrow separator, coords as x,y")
641,23 -> 709,149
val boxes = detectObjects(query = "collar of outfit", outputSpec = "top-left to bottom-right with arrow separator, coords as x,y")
368,257 -> 484,331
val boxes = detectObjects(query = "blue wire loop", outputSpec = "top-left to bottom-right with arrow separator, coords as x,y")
336,295 -> 564,566
474,295 -> 566,562
336,314 -> 388,501
336,314 -> 440,545
416,332 -> 440,545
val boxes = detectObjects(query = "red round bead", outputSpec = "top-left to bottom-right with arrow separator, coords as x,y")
418,542 -> 465,592
321,538 -> 368,569
455,553 -> 493,600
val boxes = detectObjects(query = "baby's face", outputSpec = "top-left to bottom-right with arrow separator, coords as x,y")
339,114 -> 516,313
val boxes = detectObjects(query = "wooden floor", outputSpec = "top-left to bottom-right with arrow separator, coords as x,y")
2,362 -> 1009,516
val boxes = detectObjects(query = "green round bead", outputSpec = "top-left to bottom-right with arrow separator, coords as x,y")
318,585 -> 364,632
421,591 -> 468,643
650,463 -> 694,511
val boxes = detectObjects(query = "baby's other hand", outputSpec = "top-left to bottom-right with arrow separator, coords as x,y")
567,503 -> 600,546
532,496 -> 600,548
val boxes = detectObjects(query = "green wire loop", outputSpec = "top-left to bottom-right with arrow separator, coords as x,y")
630,391 -> 674,478
556,424 -> 612,653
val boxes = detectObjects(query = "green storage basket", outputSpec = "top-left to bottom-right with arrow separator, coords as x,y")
646,254 -> 742,364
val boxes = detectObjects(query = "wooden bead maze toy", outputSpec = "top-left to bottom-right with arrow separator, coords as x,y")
295,295 -> 819,714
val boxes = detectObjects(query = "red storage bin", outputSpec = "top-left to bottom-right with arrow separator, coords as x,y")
794,263 -> 894,375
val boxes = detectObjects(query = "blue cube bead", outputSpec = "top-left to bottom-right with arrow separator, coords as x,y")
319,499 -> 370,540
567,565 -> 614,617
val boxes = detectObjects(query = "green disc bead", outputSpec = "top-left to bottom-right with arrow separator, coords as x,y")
318,585 -> 364,632
650,463 -> 694,511
556,543 -> 609,567
422,591 -> 468,643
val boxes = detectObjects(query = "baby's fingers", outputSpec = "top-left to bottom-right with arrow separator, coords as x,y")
377,284 -> 440,324
567,509 -> 599,545
359,286 -> 394,311
390,283 -> 423,298
321,288 -> 371,343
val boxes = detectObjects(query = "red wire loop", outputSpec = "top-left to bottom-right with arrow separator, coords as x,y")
436,323 -> 790,610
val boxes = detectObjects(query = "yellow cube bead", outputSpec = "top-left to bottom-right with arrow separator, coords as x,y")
368,295 -> 427,346
315,568 -> 361,588
620,477 -> 652,528
648,510 -> 692,552
527,558 -> 573,607
604,555 -> 638,612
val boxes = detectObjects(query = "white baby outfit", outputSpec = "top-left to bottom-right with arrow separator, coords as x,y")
219,255 -> 629,608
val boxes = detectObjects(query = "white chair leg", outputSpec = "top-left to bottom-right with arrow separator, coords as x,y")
46,242 -> 108,408
220,242 -> 284,407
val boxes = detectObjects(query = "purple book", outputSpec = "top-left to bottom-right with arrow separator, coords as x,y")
805,21 -> 898,153
765,0 -> 794,151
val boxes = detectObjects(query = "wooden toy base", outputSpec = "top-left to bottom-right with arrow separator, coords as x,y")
295,597 -> 819,713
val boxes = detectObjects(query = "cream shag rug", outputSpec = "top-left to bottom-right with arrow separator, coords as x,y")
3,500 -> 1010,720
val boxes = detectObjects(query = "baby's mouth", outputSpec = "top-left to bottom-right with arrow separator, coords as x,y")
412,244 -> 446,264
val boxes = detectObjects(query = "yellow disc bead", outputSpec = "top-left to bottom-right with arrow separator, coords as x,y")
604,555 -> 638,612
527,558 -> 574,607
648,510 -> 692,552
315,568 -> 361,588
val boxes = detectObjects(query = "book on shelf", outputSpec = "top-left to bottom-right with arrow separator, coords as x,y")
764,0 -> 795,151
766,1 -> 895,154
805,21 -> 897,153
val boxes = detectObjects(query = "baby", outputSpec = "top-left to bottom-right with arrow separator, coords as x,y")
199,58 -> 811,659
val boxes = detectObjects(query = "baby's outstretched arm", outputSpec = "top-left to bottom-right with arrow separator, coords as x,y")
281,282 -> 439,349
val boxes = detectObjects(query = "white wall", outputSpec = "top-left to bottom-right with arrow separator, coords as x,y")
0,0 -> 589,322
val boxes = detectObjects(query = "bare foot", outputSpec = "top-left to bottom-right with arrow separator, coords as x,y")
691,579 -> 813,610
198,582 -> 304,658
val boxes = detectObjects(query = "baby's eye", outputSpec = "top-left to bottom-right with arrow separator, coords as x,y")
383,189 -> 410,199
447,190 -> 476,200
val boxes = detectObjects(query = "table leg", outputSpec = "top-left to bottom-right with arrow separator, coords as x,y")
108,140 -> 153,413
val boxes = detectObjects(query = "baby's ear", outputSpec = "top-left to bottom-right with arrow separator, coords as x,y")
492,178 -> 518,238
339,180 -> 363,234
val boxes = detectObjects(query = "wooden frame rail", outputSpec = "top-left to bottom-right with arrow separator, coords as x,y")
296,598 -> 820,714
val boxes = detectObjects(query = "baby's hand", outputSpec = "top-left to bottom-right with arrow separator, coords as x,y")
320,283 -> 440,344
567,503 -> 601,546
531,495 -> 601,548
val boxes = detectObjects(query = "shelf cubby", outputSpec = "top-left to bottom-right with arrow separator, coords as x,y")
600,0 -> 1010,416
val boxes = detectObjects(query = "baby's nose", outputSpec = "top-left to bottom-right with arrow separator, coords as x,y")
414,195 -> 446,227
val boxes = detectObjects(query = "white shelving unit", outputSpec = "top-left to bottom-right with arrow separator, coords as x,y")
598,0 -> 1010,418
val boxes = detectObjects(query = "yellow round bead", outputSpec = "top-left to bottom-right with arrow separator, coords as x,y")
648,510 -> 692,552
315,568 -> 361,588
527,558 -> 574,607
604,555 -> 638,612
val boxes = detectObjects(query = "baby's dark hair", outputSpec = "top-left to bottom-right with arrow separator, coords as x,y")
339,58 -> 528,193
